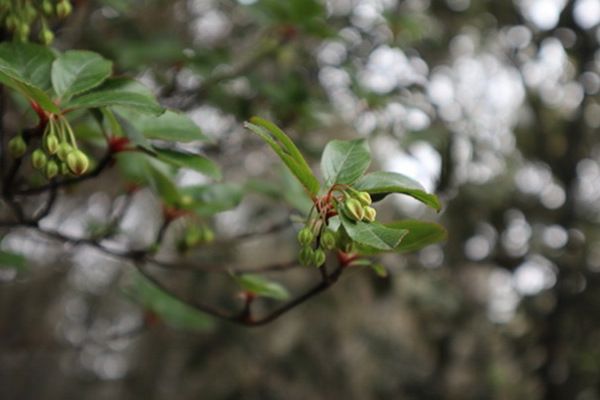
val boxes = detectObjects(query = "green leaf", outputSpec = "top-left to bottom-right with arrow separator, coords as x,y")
245,119 -> 320,196
0,42 -> 55,90
354,171 -> 441,211
321,139 -> 371,185
115,152 -> 150,185
0,43 -> 59,113
355,220 -> 446,255
125,272 -> 213,331
180,183 -> 244,216
51,50 -> 113,101
0,250 -> 27,271
384,220 -> 447,252
370,263 -> 388,278
112,110 -> 155,153
129,110 -> 209,142
340,213 -> 408,251
154,148 -> 221,179
234,274 -> 290,300
64,78 -> 163,115
145,163 -> 181,206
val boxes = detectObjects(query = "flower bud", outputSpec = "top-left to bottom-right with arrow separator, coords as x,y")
201,227 -> 215,243
31,149 -> 47,170
297,227 -> 314,246
313,248 -> 326,267
66,149 -> 89,175
56,142 -> 72,161
40,28 -> 54,45
45,160 -> 59,179
56,0 -> 72,18
299,246 -> 314,267
319,229 -> 336,250
6,15 -> 17,31
44,134 -> 59,154
42,0 -> 53,14
184,226 -> 202,248
60,162 -> 71,176
17,23 -> 30,41
342,198 -> 364,222
8,135 -> 27,158
356,191 -> 372,206
363,206 -> 376,222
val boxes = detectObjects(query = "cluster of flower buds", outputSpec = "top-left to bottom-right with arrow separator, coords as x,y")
341,190 -> 376,223
9,116 -> 90,179
1,0 -> 71,43
176,223 -> 215,253
296,224 -> 336,268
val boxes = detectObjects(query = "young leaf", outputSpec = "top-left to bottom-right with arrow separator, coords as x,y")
234,274 -> 290,300
245,119 -> 320,196
0,42 -> 55,90
249,117 -> 311,174
51,50 -> 113,101
321,139 -> 370,185
340,213 -> 408,251
125,271 -> 213,331
354,171 -> 441,211
64,78 -> 164,115
154,148 -> 221,179
0,250 -> 27,271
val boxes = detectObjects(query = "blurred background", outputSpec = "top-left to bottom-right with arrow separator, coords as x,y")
2,0 -> 600,399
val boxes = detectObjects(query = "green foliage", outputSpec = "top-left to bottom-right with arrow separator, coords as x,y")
125,272 -> 214,331
234,274 -> 290,300
244,117 -> 320,196
0,250 -> 27,271
355,171 -> 442,211
246,117 -> 444,267
321,139 -> 371,186
51,50 -> 113,100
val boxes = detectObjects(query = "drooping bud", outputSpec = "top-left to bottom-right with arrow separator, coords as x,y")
56,142 -> 72,161
356,191 -> 372,206
319,229 -> 336,250
363,206 -> 376,222
17,23 -> 30,42
313,248 -> 326,267
42,0 -> 54,14
184,226 -> 203,248
31,149 -> 47,170
45,160 -> 59,179
60,162 -> 71,176
342,198 -> 364,222
8,135 -> 27,158
56,0 -> 72,18
201,226 -> 215,243
66,149 -> 89,175
297,227 -> 314,246
40,28 -> 54,45
44,134 -> 59,155
298,246 -> 314,267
